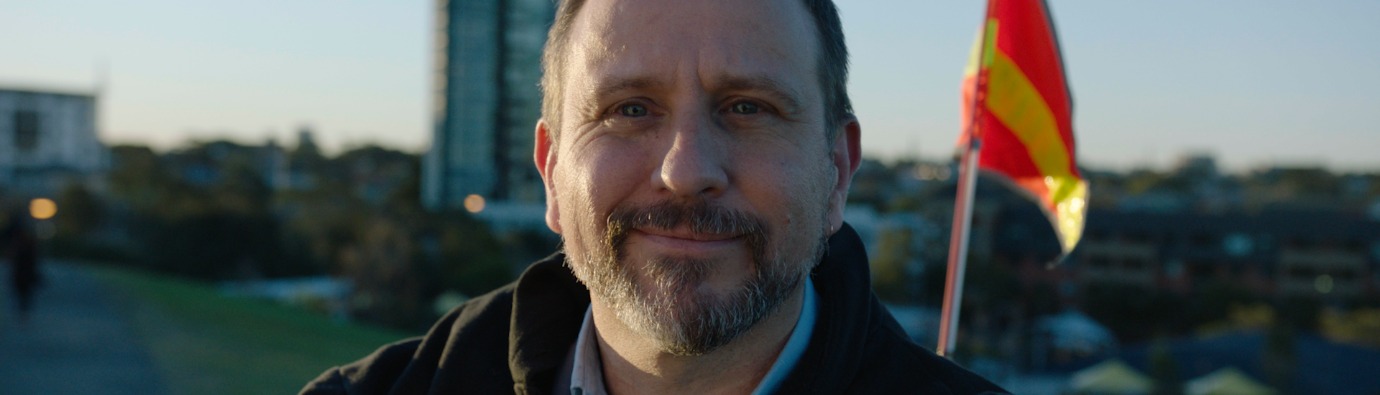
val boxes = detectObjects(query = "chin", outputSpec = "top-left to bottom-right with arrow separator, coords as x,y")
624,254 -> 800,355
566,197 -> 829,355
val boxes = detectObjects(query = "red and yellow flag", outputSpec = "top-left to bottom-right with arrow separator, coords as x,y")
959,0 -> 1087,257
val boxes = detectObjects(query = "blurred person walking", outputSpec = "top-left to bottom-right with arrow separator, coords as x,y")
4,208 -> 41,322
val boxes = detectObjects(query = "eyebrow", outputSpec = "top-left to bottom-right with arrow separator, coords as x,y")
581,74 -> 806,116
577,76 -> 661,119
589,77 -> 661,103
710,75 -> 805,114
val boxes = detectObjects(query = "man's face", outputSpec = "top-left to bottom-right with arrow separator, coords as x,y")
535,0 -> 857,354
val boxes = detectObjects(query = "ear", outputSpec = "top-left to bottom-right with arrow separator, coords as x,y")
826,117 -> 862,235
535,119 -> 562,234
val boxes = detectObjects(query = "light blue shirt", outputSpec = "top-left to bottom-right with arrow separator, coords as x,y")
564,279 -> 819,395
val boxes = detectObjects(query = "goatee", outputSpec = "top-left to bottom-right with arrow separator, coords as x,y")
566,198 -> 825,356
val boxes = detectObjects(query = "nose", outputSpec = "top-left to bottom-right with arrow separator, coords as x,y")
654,115 -> 729,199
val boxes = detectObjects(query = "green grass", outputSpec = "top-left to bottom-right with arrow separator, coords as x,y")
87,265 -> 416,395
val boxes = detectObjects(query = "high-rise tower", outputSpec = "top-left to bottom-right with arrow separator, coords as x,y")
422,0 -> 555,212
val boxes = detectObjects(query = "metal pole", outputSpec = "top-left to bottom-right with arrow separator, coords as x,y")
937,0 -> 995,358
936,138 -> 981,358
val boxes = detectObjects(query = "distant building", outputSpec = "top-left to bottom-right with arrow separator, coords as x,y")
1032,310 -> 1118,367
0,86 -> 108,196
422,0 -> 556,214
1113,330 -> 1380,394
1072,210 -> 1380,298
333,145 -> 418,207
284,127 -> 323,191
160,140 -> 286,190
902,167 -> 1380,301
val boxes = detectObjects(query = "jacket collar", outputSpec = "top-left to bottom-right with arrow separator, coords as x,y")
775,223 -> 876,394
509,255 -> 589,395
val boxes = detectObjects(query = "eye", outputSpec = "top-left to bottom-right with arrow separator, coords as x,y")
618,103 -> 648,117
730,102 -> 760,115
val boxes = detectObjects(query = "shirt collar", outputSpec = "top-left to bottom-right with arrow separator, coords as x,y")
568,279 -> 819,395
568,304 -> 607,395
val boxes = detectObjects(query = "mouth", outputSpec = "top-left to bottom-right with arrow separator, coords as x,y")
632,227 -> 743,253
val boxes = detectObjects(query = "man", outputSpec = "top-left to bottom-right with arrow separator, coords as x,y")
302,0 -> 1009,393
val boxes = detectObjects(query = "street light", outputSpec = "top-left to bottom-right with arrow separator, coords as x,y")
29,198 -> 57,220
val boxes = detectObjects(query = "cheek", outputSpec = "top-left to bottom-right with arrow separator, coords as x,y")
557,138 -> 657,237
735,147 -> 834,230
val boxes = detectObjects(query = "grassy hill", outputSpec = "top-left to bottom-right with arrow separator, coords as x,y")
88,265 -> 416,395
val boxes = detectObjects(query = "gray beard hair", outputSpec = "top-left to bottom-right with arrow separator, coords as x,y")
567,199 -> 828,356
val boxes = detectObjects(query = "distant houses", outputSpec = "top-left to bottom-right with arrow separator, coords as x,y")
1075,209 -> 1380,298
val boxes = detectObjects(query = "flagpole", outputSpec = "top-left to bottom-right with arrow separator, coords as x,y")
937,0 -> 995,359
937,137 -> 980,358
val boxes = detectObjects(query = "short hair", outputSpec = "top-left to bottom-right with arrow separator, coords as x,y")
539,0 -> 853,143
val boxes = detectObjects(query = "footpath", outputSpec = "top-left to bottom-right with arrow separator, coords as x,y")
0,261 -> 166,395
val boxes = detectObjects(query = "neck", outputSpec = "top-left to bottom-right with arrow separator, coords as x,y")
589,286 -> 805,395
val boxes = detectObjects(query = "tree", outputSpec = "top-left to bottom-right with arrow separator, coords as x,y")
432,213 -> 510,297
870,228 -> 915,302
55,184 -> 102,238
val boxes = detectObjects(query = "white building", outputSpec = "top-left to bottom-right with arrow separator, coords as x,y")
0,86 -> 108,196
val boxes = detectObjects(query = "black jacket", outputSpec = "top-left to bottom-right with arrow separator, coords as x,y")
300,224 -> 1009,394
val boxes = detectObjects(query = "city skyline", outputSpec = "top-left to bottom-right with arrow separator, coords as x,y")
2,0 -> 1377,172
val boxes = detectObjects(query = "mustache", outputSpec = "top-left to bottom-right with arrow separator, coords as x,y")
604,199 -> 769,257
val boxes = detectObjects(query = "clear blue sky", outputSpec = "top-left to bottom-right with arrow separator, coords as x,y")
2,0 -> 1377,172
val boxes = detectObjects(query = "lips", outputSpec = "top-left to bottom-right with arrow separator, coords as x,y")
636,226 -> 738,241
632,227 -> 742,252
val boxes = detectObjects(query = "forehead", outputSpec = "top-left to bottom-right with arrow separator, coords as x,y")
563,0 -> 820,102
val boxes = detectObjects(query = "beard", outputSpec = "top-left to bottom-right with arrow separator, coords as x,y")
566,198 -> 829,356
